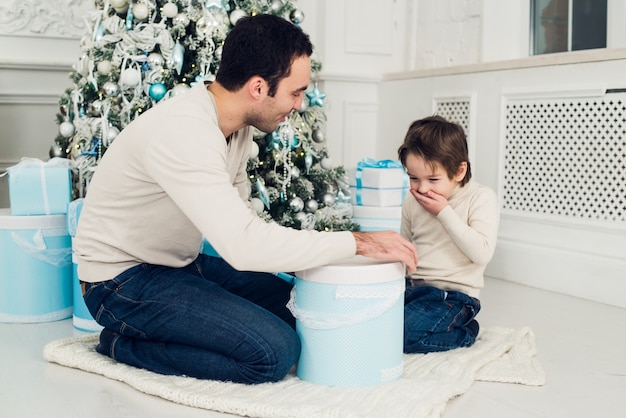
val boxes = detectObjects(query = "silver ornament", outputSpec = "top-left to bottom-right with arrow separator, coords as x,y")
322,193 -> 335,206
49,144 -> 66,158
290,166 -> 300,179
289,9 -> 305,24
147,52 -> 165,69
89,99 -> 103,116
59,121 -> 75,138
102,81 -> 120,98
270,0 -> 283,12
305,199 -> 318,213
320,157 -> 332,169
103,125 -> 120,146
311,128 -> 325,143
173,13 -> 190,26
289,197 -> 304,212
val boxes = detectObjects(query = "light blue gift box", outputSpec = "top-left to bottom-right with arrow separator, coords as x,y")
292,256 -> 405,387
0,209 -> 73,323
352,205 -> 402,233
349,159 -> 409,207
67,199 -> 102,332
7,158 -> 73,216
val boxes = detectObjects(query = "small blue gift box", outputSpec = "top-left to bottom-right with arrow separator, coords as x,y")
8,158 -> 73,216
349,159 -> 409,207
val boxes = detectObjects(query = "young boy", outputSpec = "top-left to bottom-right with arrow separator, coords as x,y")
397,115 -> 500,353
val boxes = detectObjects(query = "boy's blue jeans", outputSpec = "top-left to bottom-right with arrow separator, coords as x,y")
404,284 -> 481,353
83,254 -> 300,384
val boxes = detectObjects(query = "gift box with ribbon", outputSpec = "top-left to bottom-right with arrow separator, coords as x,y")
352,205 -> 402,233
6,158 -> 74,216
348,159 -> 409,207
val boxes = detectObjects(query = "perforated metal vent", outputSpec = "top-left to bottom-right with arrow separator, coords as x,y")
435,99 -> 471,137
503,94 -> 626,223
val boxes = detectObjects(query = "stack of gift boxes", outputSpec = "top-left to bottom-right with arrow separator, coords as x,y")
349,159 -> 409,235
0,158 -> 99,331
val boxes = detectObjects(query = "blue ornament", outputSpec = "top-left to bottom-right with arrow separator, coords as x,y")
149,83 -> 167,101
125,3 -> 134,30
190,74 -> 205,86
256,178 -> 270,209
94,22 -> 104,41
306,84 -> 326,107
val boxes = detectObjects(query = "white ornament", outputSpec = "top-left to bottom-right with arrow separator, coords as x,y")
249,141 -> 259,159
110,0 -> 127,8
229,9 -> 247,25
96,60 -> 112,75
171,83 -> 190,96
59,121 -> 75,138
133,3 -> 149,21
120,67 -> 142,87
320,157 -> 332,169
250,198 -> 265,214
162,2 -> 178,18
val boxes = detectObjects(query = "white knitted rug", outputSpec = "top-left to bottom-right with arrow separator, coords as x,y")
44,326 -> 545,418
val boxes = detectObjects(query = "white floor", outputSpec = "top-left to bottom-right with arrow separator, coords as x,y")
1,277 -> 625,418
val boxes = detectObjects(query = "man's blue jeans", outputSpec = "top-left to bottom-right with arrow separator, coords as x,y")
82,254 -> 300,384
404,284 -> 481,353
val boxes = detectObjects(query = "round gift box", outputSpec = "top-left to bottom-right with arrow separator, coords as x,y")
293,256 -> 405,387
0,209 -> 72,323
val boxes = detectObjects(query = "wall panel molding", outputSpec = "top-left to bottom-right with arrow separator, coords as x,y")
0,0 -> 88,39
343,102 -> 378,166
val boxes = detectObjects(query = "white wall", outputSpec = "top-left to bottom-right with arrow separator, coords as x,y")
379,50 -> 626,308
0,0 -> 90,208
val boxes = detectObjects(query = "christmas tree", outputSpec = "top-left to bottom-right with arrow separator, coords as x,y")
52,0 -> 358,232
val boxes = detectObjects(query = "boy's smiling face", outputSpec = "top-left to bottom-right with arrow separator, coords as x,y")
405,153 -> 466,200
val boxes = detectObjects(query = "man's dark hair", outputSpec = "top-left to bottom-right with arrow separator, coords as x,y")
215,14 -> 313,97
397,115 -> 472,186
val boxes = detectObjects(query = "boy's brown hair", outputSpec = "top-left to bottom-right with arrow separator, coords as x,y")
397,115 -> 472,186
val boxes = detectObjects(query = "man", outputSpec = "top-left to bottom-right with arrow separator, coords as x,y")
75,14 -> 417,384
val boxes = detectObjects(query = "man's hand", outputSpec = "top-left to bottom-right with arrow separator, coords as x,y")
352,230 -> 418,273
410,189 -> 448,216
